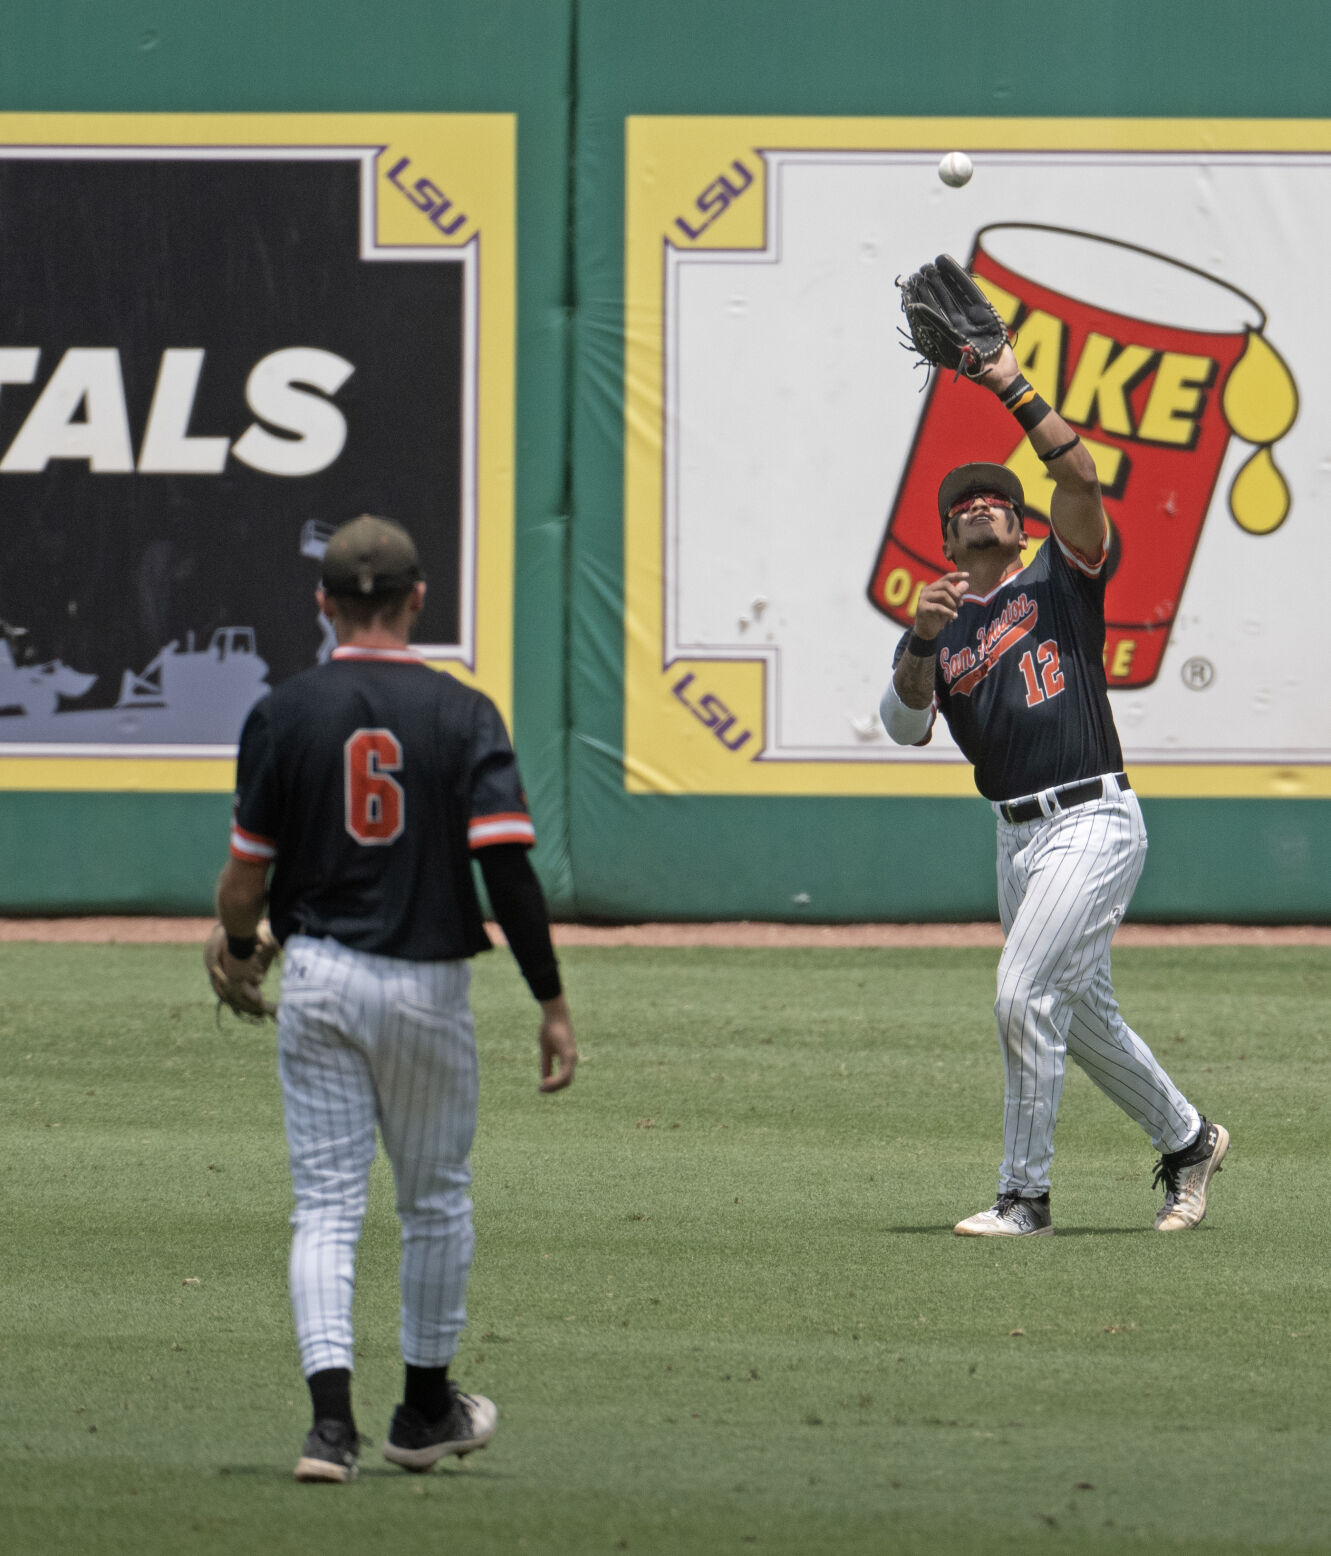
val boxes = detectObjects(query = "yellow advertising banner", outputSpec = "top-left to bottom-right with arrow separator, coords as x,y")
0,113 -> 515,791
625,117 -> 1331,797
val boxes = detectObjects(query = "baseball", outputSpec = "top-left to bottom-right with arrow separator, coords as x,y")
938,152 -> 973,188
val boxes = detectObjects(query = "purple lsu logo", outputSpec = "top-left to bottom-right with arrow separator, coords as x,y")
671,672 -> 752,753
385,156 -> 469,237
674,160 -> 754,242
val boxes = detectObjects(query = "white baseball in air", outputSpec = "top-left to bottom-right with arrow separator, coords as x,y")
938,151 -> 973,188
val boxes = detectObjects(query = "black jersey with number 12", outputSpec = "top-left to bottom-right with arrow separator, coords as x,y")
926,532 -> 1123,802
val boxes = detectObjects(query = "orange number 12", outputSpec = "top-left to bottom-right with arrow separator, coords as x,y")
1018,641 -> 1065,707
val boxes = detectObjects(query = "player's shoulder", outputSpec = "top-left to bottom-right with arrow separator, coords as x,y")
261,659 -> 346,715
257,655 -> 505,734
991,539 -> 1067,593
406,663 -> 504,722
1043,524 -> 1108,584
1019,541 -> 1056,585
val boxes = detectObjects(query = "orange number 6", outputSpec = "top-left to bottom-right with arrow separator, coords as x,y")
344,729 -> 405,845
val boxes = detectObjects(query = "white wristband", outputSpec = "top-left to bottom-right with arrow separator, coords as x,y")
880,677 -> 934,745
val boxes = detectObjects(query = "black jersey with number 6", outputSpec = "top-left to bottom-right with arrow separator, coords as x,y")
229,646 -> 535,960
927,532 -> 1123,801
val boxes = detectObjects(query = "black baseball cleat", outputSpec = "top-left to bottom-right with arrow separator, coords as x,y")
382,1384 -> 498,1472
1154,1117 -> 1230,1231
294,1418 -> 360,1483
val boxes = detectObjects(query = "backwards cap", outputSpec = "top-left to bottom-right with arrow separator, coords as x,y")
320,515 -> 423,597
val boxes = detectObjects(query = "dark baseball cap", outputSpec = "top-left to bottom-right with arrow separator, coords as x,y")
320,515 -> 423,596
937,463 -> 1025,530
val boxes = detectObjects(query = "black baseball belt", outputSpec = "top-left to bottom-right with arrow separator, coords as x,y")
998,771 -> 1131,825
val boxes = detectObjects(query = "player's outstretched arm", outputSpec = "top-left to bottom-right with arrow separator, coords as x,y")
977,343 -> 1107,559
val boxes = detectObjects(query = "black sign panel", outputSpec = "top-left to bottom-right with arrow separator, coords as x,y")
0,154 -> 465,744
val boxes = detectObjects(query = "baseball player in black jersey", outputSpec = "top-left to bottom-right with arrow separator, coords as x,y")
212,515 -> 577,1481
881,339 -> 1228,1238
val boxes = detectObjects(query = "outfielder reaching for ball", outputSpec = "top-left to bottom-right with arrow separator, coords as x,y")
882,257 -> 1228,1238
212,515 -> 577,1481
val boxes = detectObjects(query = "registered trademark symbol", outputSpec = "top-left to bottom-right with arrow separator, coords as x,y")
1180,657 -> 1214,690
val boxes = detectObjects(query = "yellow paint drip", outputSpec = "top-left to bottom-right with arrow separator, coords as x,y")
1222,330 -> 1297,445
1229,446 -> 1290,535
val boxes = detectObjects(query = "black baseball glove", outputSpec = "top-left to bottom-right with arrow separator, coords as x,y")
898,254 -> 1008,379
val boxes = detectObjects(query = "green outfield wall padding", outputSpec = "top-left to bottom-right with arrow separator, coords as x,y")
0,792 -> 233,914
560,785 -> 1331,925
0,788 -> 1318,924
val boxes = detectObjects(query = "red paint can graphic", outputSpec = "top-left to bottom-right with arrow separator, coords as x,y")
868,225 -> 1296,687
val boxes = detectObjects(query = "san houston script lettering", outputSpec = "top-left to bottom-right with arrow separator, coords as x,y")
940,593 -> 1039,691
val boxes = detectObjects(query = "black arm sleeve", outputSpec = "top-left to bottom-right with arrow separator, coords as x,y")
475,843 -> 562,1001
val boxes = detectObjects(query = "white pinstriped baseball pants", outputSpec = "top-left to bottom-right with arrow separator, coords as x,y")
992,783 -> 1199,1196
276,935 -> 478,1377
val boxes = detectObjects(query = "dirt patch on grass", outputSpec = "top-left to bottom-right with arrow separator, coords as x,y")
0,917 -> 1326,947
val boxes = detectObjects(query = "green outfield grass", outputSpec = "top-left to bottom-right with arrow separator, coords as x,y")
2,942 -> 1327,1555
